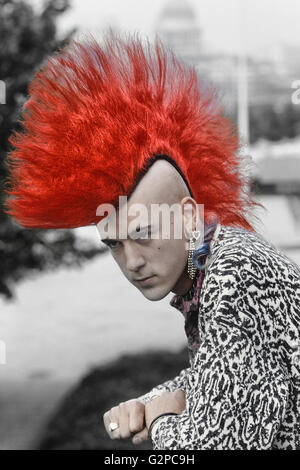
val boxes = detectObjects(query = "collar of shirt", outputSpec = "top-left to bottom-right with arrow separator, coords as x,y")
169,222 -> 225,319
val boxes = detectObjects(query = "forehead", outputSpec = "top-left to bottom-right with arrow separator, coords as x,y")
96,195 -> 151,240
98,195 -> 181,241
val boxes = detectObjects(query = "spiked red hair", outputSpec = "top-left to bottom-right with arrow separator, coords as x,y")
4,30 -> 261,230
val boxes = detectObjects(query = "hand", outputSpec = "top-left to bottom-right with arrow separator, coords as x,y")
103,399 -> 149,445
145,390 -> 186,429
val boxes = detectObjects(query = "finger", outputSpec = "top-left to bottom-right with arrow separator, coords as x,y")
132,426 -> 149,445
103,409 -> 118,436
128,402 -> 145,435
103,410 -> 111,435
108,407 -> 121,440
118,402 -> 131,439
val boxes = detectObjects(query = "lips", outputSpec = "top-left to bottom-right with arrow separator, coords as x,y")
134,275 -> 156,287
134,275 -> 153,281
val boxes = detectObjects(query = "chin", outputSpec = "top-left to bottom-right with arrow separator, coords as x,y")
139,286 -> 170,301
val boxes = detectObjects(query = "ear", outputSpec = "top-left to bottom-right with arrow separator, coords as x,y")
180,196 -> 200,239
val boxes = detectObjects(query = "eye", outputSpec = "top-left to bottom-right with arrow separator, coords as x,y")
136,228 -> 151,242
105,240 -> 121,250
139,229 -> 148,238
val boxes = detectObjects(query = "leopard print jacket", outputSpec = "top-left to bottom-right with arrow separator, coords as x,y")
136,224 -> 300,449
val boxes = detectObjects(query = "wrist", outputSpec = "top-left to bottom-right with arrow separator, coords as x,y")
147,412 -> 178,438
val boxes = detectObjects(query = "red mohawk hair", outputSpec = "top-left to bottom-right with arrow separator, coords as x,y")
4,29 -> 260,230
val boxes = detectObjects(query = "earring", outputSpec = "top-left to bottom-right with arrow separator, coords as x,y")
187,230 -> 201,280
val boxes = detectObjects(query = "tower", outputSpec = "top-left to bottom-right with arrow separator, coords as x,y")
156,0 -> 201,67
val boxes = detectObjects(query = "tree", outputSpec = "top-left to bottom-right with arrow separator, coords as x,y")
0,0 -> 106,300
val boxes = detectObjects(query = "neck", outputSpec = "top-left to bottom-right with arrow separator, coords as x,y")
171,266 -> 194,295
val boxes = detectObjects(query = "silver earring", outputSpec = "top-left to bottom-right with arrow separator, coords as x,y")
187,230 -> 201,280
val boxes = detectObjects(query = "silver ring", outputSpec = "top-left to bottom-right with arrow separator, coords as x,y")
109,422 -> 119,432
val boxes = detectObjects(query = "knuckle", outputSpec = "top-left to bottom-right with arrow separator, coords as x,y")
129,402 -> 143,414
128,399 -> 142,407
132,401 -> 143,410
110,405 -> 119,415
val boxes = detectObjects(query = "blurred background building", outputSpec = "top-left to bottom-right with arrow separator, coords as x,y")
154,0 -> 300,241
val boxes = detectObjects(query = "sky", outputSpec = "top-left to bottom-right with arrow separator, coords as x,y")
50,0 -> 300,59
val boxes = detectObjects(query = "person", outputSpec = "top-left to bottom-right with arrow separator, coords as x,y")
3,30 -> 300,450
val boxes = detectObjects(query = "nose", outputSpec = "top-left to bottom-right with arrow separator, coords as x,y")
124,240 -> 146,273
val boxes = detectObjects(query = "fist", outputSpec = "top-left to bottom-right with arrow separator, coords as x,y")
145,390 -> 186,429
103,399 -> 149,445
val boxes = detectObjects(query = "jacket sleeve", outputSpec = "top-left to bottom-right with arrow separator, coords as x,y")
149,250 -> 290,450
136,367 -> 190,405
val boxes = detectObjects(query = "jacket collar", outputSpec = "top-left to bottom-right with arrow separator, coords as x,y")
169,223 -> 227,317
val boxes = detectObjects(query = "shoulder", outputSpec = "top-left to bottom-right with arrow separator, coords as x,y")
200,224 -> 300,332
207,224 -> 300,281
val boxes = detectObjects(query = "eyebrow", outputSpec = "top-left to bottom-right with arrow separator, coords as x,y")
101,224 -> 152,243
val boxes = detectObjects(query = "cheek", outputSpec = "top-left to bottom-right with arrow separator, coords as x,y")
111,253 -> 127,276
155,239 -> 187,270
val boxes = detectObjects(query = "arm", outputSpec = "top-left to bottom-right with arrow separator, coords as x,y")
103,368 -> 190,445
136,367 -> 190,405
148,250 -> 289,450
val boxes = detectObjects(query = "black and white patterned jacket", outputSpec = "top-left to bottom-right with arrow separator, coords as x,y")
137,224 -> 300,450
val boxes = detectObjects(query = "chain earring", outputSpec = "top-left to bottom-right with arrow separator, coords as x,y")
187,230 -> 201,280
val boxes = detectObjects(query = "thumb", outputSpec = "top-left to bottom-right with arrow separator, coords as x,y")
132,426 -> 149,445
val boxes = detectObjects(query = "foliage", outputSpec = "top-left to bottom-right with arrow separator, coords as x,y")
0,0 -> 106,300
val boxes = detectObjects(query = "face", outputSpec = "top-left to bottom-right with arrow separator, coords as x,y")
97,160 -> 200,301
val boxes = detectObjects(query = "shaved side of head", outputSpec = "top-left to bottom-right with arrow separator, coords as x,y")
128,159 -> 191,207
